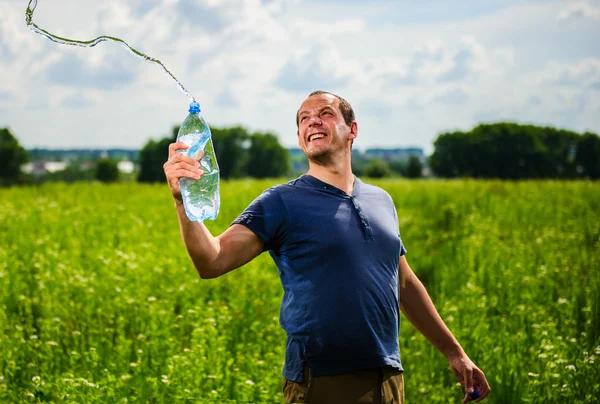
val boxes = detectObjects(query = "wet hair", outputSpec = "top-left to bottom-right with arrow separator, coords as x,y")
296,90 -> 355,127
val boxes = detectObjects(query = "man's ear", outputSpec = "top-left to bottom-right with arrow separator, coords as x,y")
349,121 -> 358,141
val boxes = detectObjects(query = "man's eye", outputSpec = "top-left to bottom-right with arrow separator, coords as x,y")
300,116 -> 308,122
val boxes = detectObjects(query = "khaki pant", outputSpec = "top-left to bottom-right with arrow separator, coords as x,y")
283,364 -> 404,404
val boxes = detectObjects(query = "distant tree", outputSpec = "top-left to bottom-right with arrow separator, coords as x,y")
429,131 -> 469,178
430,123 -> 589,179
576,132 -> 600,179
211,126 -> 250,179
44,163 -> 95,183
0,127 -> 30,186
350,150 -> 366,177
406,156 -> 423,178
96,158 -> 119,183
388,160 -> 407,177
247,132 -> 290,178
364,159 -> 392,178
138,126 -> 177,183
138,124 -> 259,182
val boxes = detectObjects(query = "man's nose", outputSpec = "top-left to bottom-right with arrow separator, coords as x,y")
309,116 -> 322,126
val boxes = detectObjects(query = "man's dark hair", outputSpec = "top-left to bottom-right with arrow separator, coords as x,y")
296,90 -> 355,128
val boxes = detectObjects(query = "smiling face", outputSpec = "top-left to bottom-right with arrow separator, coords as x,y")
296,93 -> 357,164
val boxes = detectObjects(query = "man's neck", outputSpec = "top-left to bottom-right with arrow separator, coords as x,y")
306,160 -> 355,195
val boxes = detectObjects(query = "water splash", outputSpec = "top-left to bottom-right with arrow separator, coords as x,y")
25,0 -> 196,103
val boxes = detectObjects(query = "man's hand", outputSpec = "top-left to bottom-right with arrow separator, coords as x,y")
448,353 -> 490,403
163,142 -> 204,202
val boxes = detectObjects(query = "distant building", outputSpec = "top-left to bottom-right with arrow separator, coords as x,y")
22,161 -> 68,177
363,148 -> 425,161
21,160 -> 136,176
117,161 -> 135,174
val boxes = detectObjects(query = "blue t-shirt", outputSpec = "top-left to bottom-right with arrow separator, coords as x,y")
232,175 -> 407,382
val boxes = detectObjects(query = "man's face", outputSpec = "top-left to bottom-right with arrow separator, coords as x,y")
296,93 -> 357,162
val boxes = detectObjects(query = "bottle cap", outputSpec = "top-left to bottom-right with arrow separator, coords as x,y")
468,388 -> 481,400
189,102 -> 201,114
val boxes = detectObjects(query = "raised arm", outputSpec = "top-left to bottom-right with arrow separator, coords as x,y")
164,142 -> 264,279
398,256 -> 490,403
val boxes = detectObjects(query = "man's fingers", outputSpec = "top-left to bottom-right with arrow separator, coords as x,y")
169,169 -> 203,180
170,161 -> 199,171
194,149 -> 205,161
168,142 -> 189,159
473,370 -> 491,402
459,368 -> 474,403
165,153 -> 200,168
465,368 -> 474,395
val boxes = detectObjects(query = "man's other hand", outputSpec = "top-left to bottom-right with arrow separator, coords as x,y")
448,353 -> 491,403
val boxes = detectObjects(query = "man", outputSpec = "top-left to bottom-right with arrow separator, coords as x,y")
163,91 -> 490,404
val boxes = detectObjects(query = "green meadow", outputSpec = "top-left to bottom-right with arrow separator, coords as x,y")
1,180 -> 598,403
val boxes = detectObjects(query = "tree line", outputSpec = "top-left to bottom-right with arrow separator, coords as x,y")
137,125 -> 290,182
2,122 -> 599,186
430,123 -> 600,179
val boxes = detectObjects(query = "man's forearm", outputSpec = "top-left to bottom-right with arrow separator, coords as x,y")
400,275 -> 465,359
174,200 -> 221,278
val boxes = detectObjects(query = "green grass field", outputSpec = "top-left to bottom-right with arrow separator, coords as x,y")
1,179 -> 599,403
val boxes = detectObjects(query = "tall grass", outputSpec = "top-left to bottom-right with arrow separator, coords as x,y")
0,179 -> 598,403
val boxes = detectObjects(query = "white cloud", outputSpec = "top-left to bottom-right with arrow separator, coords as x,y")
558,0 -> 600,22
542,58 -> 600,87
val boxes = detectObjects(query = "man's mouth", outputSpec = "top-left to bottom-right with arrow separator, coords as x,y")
308,133 -> 326,142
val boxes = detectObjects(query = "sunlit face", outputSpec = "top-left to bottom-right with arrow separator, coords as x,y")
296,93 -> 357,162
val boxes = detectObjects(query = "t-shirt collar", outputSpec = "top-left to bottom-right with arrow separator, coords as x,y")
299,174 -> 361,197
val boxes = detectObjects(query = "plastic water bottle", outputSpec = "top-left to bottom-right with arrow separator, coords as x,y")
176,102 -> 220,222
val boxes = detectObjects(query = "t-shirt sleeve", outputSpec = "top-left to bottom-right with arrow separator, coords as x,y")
399,234 -> 407,256
231,186 -> 288,253
390,195 -> 407,256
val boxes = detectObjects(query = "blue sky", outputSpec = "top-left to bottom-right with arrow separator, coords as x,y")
0,0 -> 599,154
